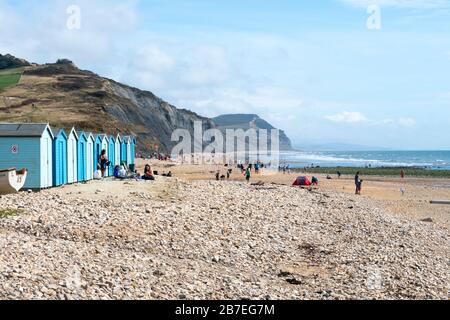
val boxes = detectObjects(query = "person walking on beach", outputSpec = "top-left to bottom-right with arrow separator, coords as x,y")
355,171 -> 363,195
400,169 -> 405,179
245,167 -> 251,183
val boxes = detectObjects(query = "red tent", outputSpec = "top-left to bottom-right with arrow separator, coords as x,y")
293,176 -> 312,187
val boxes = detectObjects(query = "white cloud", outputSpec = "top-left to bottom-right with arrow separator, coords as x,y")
0,0 -> 138,64
339,0 -> 450,9
325,111 -> 368,123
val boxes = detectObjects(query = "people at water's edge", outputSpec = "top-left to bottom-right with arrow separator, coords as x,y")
355,171 -> 363,195
245,167 -> 251,183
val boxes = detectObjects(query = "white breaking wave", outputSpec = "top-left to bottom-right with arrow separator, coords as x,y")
280,151 -> 436,168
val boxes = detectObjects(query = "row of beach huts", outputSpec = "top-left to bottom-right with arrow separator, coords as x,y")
0,123 -> 136,189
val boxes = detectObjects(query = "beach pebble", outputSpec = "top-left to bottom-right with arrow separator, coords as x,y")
0,179 -> 448,300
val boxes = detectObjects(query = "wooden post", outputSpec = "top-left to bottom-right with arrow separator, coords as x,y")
430,200 -> 450,205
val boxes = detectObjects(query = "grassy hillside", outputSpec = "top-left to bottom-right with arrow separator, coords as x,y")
0,68 -> 23,90
0,61 -> 214,153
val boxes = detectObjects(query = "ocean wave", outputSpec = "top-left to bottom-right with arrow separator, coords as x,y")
280,152 -> 437,168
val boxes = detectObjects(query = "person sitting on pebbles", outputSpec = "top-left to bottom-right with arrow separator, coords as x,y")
142,164 -> 155,181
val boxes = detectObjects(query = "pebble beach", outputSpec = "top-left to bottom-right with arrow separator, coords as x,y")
0,164 -> 449,300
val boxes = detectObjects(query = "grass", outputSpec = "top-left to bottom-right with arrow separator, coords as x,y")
296,166 -> 450,178
0,208 -> 24,219
0,67 -> 24,90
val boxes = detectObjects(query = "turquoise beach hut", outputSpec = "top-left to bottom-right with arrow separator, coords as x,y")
52,128 -> 68,187
94,134 -> 109,176
94,134 -> 103,169
77,131 -> 88,182
0,123 -> 54,189
122,136 -> 131,166
130,136 -> 137,166
108,135 -> 115,176
120,135 -> 128,165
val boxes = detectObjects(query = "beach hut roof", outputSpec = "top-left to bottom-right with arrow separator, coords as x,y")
68,127 -> 79,139
53,128 -> 68,139
0,123 -> 54,138
76,129 -> 86,138
85,132 -> 95,141
122,136 -> 131,143
94,133 -> 108,141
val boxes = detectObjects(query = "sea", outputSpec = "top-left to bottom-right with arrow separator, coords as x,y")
280,150 -> 450,170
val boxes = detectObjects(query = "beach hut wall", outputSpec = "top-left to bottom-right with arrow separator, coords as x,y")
67,127 -> 78,184
85,133 -> 95,181
108,135 -> 115,176
52,128 -> 68,187
76,131 -> 88,182
0,123 -> 54,189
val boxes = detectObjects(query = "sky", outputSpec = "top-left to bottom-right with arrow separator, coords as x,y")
1,0 -> 450,150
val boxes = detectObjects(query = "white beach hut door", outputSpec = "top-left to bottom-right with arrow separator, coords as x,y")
67,139 -> 74,183
72,140 -> 77,182
87,141 -> 93,180
42,138 -> 49,188
42,137 -> 52,188
115,143 -> 120,166
67,138 -> 77,183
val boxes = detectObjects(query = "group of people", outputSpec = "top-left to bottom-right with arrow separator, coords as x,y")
94,149 -> 172,181
279,164 -> 292,174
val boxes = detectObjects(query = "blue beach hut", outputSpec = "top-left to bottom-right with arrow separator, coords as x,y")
77,131 -> 88,182
130,136 -> 137,166
108,135 -> 115,176
52,128 -> 68,187
94,134 -> 103,170
0,123 -> 54,189
120,135 -> 128,165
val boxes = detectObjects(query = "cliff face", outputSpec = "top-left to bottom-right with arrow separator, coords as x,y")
0,55 -> 294,154
213,114 -> 293,150
0,60 -> 214,153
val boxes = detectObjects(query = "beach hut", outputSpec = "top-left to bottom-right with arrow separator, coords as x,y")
108,135 -> 115,176
85,132 -> 95,181
67,127 -> 78,184
122,136 -> 132,166
52,128 -> 68,187
130,136 -> 137,166
115,134 -> 122,168
94,134 -> 109,176
0,123 -> 54,189
120,136 -> 128,165
76,131 -> 88,182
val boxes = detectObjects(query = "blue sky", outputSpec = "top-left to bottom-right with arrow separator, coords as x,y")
1,0 -> 450,149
